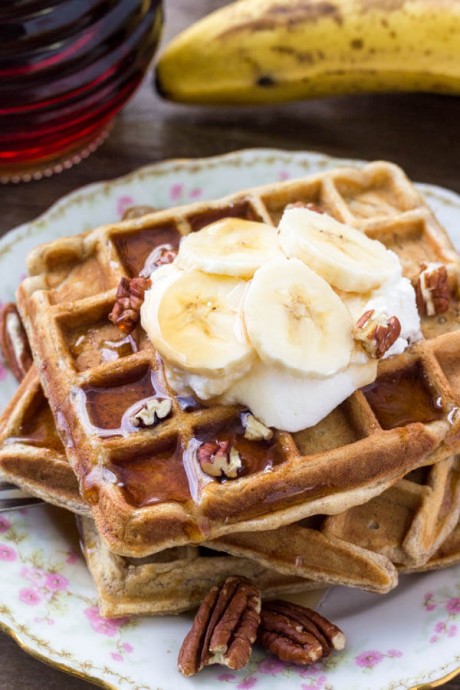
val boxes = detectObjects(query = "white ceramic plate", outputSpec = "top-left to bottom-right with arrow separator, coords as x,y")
0,149 -> 459,690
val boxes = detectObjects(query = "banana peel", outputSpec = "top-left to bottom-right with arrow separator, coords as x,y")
155,0 -> 460,105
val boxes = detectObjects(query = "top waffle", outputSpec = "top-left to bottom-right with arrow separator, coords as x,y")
16,161 -> 460,557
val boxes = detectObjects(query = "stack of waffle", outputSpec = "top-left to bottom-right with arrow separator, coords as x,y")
2,161 -> 460,619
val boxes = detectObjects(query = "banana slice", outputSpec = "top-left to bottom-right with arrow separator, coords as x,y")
176,218 -> 283,277
279,206 -> 400,292
141,264 -> 254,379
243,257 -> 353,377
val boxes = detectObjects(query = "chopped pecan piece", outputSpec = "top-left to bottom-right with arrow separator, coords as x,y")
178,576 -> 261,676
130,397 -> 172,427
109,276 -> 151,334
241,412 -> 273,441
121,205 -> 157,220
353,309 -> 401,358
0,303 -> 33,381
141,243 -> 177,277
415,262 -> 450,316
258,600 -> 345,666
197,441 -> 242,479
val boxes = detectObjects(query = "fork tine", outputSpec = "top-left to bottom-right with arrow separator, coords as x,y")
0,480 -> 43,511
0,497 -> 43,512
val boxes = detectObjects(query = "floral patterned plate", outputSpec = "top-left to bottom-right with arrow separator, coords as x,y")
0,149 -> 459,690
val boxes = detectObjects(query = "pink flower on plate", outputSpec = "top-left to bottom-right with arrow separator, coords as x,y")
170,183 -> 183,201
446,598 -> 460,615
66,550 -> 79,565
278,169 -> 291,181
111,652 -> 123,662
84,607 -> 128,637
258,657 -> 286,675
355,650 -> 384,669
189,187 -> 202,199
44,572 -> 69,591
237,677 -> 257,690
117,195 -> 136,218
0,516 -> 11,533
19,588 -> 42,606
448,625 -> 458,637
217,672 -> 236,682
435,621 -> 446,633
0,544 -> 16,562
121,642 -> 133,653
387,649 -> 403,658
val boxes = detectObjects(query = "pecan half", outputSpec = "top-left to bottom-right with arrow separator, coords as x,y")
178,576 -> 261,676
121,205 -> 157,220
258,600 -> 345,666
197,441 -> 242,479
415,262 -> 450,316
130,397 -> 172,427
140,243 -> 177,277
241,412 -> 273,441
108,276 -> 151,334
353,309 -> 401,358
0,303 -> 33,381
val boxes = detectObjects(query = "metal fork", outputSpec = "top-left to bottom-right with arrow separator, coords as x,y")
0,480 -> 43,512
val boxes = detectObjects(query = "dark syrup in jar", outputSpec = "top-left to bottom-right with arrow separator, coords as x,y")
0,0 -> 162,178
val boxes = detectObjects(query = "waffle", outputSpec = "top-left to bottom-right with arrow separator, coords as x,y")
77,517 -> 322,617
0,369 -> 398,595
321,456 -> 460,567
16,161 -> 460,557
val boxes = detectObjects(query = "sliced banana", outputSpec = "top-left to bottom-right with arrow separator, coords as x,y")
141,264 -> 254,379
279,206 -> 400,292
176,218 -> 283,277
243,257 -> 354,377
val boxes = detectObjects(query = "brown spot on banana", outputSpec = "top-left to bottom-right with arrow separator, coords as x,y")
218,1 -> 343,38
270,45 -> 315,64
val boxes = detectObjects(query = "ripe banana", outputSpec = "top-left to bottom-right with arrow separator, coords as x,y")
155,0 -> 460,104
279,205 -> 400,292
141,265 -> 253,379
243,257 -> 354,377
176,218 -> 283,277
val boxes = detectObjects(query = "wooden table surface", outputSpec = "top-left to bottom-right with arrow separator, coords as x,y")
1,1 -> 460,688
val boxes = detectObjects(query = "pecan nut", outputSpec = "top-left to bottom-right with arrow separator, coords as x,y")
141,243 -> 177,277
130,397 -> 172,427
241,412 -> 273,441
178,576 -> 261,676
415,262 -> 450,316
0,303 -> 33,381
109,276 -> 151,334
353,309 -> 401,358
197,441 -> 242,479
258,600 -> 345,666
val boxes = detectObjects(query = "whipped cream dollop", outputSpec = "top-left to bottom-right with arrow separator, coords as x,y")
141,210 -> 422,432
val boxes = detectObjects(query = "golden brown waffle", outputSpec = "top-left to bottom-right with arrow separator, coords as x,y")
16,161 -> 460,557
0,369 -> 398,595
321,457 -> 460,567
400,517 -> 460,573
0,368 -> 89,516
77,517 -> 321,617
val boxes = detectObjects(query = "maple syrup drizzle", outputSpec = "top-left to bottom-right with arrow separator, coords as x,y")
113,224 -> 181,277
362,361 -> 444,430
187,201 -> 261,232
109,438 -> 191,507
74,368 -> 171,438
191,414 -> 283,482
6,394 -> 63,451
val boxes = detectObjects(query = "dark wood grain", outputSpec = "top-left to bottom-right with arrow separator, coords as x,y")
1,1 -> 459,688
